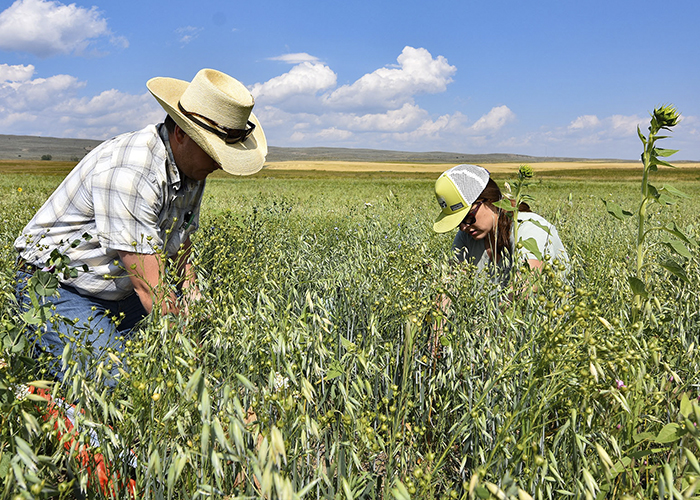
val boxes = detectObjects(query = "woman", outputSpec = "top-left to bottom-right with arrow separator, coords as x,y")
433,164 -> 568,283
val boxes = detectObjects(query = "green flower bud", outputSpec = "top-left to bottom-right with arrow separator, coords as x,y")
652,104 -> 680,130
518,164 -> 534,179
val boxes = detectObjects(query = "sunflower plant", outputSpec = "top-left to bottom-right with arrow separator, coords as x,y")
603,104 -> 697,323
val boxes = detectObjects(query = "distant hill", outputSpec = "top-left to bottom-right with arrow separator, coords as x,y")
0,134 -> 101,161
0,133 -> 631,163
265,146 -> 608,164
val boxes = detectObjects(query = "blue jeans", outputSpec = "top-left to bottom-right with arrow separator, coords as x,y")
15,270 -> 148,386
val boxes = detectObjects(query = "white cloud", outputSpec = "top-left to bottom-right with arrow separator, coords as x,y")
176,26 -> 203,45
316,127 -> 353,141
610,114 -> 645,137
469,106 -> 516,133
0,74 -> 82,111
0,63 -> 35,82
0,0 -> 122,57
569,114 -> 600,130
250,46 -> 468,149
0,70 -> 162,139
340,103 -> 428,132
322,46 -> 456,111
250,62 -> 337,104
269,53 -> 319,64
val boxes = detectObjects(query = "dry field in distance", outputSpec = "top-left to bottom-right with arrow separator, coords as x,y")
260,160 -> 700,181
3,158 -> 700,182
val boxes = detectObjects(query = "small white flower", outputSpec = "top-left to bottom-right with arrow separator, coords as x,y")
274,372 -> 290,391
14,383 -> 29,400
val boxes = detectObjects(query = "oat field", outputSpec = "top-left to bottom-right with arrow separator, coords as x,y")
1,160 -> 700,499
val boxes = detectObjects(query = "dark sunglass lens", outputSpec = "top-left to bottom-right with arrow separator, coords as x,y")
224,121 -> 255,144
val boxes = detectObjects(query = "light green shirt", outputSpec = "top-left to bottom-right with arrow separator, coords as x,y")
452,211 -> 568,281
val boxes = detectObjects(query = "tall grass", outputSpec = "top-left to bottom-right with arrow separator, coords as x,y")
1,170 -> 699,499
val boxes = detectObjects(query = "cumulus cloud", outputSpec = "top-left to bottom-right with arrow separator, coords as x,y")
250,46 -> 473,149
0,0 -> 123,57
322,46 -> 456,111
250,62 -> 337,105
339,103 -> 428,132
569,115 -> 600,130
0,70 -> 162,139
269,53 -> 320,64
610,114 -> 645,137
0,63 -> 35,82
469,106 -> 516,133
0,73 -> 82,111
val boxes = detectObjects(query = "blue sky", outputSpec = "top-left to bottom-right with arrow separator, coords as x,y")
0,0 -> 698,160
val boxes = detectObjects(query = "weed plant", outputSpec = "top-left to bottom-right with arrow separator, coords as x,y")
0,164 -> 699,499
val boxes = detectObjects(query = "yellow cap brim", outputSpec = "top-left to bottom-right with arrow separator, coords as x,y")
433,208 -> 468,233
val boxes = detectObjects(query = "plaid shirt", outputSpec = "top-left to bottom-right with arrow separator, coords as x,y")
15,124 -> 206,300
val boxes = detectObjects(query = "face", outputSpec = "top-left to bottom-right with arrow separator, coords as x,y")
458,200 -> 497,240
171,126 -> 221,181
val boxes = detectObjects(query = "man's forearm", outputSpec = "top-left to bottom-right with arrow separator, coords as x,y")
118,250 -> 180,315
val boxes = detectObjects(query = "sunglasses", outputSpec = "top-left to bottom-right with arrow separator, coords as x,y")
178,103 -> 256,144
460,200 -> 484,226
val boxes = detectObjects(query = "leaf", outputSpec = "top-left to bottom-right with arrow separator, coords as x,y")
647,183 -> 659,199
660,259 -> 689,283
661,239 -> 692,259
610,457 -> 632,477
524,218 -> 553,235
324,360 -> 344,381
650,157 -> 675,168
628,277 -> 648,298
602,200 -> 633,221
632,432 -> 654,443
493,199 -> 515,212
680,393 -> 692,418
235,373 -> 254,391
342,478 -> 354,500
654,423 -> 686,443
30,271 -> 59,297
637,125 -> 647,145
519,237 -> 542,261
0,453 -> 10,477
201,422 -> 210,458
390,480 -> 411,500
685,448 -> 700,474
657,194 -> 675,206
654,147 -> 679,157
660,184 -> 690,198
475,485 -> 491,499
21,309 -> 43,326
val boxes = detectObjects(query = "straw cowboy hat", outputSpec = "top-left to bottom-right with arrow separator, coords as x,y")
147,68 -> 267,175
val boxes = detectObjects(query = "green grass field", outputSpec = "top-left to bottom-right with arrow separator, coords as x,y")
1,162 -> 699,499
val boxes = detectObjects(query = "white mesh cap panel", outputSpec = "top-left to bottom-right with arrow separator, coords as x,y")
446,165 -> 490,206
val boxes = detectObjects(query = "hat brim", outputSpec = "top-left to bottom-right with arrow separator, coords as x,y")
147,77 -> 267,176
433,208 -> 468,233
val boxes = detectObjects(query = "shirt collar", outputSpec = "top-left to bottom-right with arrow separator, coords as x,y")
158,123 -> 184,190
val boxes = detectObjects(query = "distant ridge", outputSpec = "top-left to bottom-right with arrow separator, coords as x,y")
0,133 -> 632,163
265,146 -> 607,164
0,134 -> 101,161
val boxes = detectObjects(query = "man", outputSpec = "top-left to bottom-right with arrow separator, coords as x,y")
14,68 -> 267,383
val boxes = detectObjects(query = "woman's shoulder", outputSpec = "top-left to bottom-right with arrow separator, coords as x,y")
517,211 -> 555,228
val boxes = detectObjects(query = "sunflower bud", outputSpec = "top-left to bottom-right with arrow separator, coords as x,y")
652,104 -> 680,130
518,164 -> 534,179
